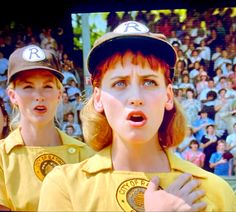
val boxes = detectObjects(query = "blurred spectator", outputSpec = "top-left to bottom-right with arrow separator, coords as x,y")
200,124 -> 220,172
107,12 -> 120,32
40,28 -> 58,54
192,107 -> 215,142
226,122 -> 236,175
206,27 -> 222,54
198,77 -> 217,102
221,99 -> 236,134
177,125 -> 196,154
196,71 -> 209,95
201,90 -> 218,120
214,88 -> 231,138
65,78 -> 82,103
62,111 -> 82,138
56,92 -> 78,126
0,51 -> 8,80
183,139 -> 205,168
0,97 -> 10,139
71,92 -> 84,126
209,139 -> 233,176
181,88 -> 201,125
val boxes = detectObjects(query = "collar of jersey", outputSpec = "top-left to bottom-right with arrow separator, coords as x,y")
82,145 -> 207,179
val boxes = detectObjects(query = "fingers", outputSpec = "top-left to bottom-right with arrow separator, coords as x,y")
179,179 -> 200,196
190,201 -> 207,212
166,173 -> 192,192
146,176 -> 160,193
186,189 -> 206,206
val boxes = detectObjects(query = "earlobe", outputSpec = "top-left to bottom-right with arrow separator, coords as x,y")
165,100 -> 174,111
93,87 -> 104,113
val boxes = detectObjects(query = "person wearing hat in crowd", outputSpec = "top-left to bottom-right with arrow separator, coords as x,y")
196,71 -> 209,95
200,123 -> 220,173
192,106 -> 215,143
38,21 -> 236,211
0,45 -> 95,211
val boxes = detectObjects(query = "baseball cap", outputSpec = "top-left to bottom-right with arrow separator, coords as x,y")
7,45 -> 64,84
87,21 -> 177,77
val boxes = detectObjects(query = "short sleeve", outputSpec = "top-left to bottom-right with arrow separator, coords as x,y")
0,166 -> 11,209
38,167 -> 73,211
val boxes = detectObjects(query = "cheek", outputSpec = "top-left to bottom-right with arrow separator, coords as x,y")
102,93 -> 122,116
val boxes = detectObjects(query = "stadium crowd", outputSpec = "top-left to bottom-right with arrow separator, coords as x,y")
0,7 -> 236,176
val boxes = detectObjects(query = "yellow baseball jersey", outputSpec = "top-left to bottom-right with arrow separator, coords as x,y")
0,128 -> 95,211
38,146 -> 236,211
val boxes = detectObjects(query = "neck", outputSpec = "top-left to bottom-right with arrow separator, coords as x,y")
111,135 -> 170,173
20,122 -> 61,146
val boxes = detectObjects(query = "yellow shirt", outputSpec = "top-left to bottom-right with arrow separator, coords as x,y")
0,128 -> 95,211
39,146 -> 236,211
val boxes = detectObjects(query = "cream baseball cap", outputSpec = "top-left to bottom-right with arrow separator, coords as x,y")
7,45 -> 64,83
87,21 -> 177,77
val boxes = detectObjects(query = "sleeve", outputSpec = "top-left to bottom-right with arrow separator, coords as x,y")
209,153 -> 216,164
38,167 -> 73,211
0,165 -> 11,209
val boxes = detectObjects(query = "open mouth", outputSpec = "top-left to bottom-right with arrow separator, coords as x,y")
34,105 -> 47,112
127,111 -> 147,127
130,115 -> 144,122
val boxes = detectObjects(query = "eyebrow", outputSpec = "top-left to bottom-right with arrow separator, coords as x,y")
110,74 -> 160,80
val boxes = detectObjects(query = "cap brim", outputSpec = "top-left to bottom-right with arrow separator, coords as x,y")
7,66 -> 64,84
87,35 -> 176,76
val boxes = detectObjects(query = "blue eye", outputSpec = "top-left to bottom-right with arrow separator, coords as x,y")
113,81 -> 126,88
143,80 -> 157,87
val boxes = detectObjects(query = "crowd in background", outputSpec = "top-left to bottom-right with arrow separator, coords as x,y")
0,7 -> 236,176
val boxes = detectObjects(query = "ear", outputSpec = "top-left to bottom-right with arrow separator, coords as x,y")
3,117 -> 7,127
7,88 -> 18,105
93,87 -> 104,113
165,84 -> 174,111
57,90 -> 62,102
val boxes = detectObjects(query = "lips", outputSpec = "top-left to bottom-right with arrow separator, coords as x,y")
34,105 -> 47,113
127,111 -> 147,127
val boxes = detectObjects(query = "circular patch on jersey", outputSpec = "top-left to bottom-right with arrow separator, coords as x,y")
116,178 -> 149,212
33,153 -> 65,181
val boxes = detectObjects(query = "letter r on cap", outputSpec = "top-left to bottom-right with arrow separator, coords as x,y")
123,22 -> 141,33
28,47 -> 41,60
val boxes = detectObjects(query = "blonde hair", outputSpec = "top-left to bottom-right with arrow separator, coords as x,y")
7,77 -> 63,130
81,50 -> 187,151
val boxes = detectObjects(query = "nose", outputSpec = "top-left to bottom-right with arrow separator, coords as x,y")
35,90 -> 45,102
129,99 -> 143,106
128,87 -> 143,106
36,96 -> 45,102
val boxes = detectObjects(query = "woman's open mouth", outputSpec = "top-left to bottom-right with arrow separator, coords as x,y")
127,111 -> 147,127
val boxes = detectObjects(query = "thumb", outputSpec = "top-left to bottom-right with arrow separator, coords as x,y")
146,176 -> 160,193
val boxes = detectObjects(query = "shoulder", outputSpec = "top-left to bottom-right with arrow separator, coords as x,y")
44,158 -> 90,183
57,129 -> 96,158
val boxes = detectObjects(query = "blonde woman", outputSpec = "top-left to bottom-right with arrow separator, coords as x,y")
39,21 -> 236,211
0,45 -> 95,211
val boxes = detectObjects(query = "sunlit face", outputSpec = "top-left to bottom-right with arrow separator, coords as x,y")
94,56 -> 173,145
8,70 -> 61,126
